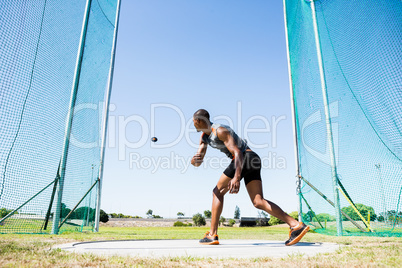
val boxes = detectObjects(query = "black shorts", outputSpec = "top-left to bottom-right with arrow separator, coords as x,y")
223,150 -> 262,185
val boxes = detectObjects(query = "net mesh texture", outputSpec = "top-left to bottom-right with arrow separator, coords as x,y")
285,0 -> 402,236
0,0 -> 118,234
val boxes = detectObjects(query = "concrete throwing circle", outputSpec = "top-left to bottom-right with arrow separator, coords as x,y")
54,240 -> 340,259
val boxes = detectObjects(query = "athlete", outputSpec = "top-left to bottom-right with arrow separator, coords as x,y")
191,109 -> 309,246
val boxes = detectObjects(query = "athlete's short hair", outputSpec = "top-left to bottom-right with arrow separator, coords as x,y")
193,109 -> 210,123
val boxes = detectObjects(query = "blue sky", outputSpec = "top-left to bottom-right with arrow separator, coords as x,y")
101,0 -> 299,219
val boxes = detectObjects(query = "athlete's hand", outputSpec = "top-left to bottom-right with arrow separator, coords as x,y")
228,177 -> 240,194
191,153 -> 203,167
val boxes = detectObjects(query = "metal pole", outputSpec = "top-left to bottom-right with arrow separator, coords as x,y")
94,0 -> 122,232
300,176 -> 366,232
0,179 -> 56,225
375,163 -> 387,223
51,0 -> 93,235
283,0 -> 302,222
300,194 -> 324,229
43,171 -> 59,230
309,0 -> 343,236
58,179 -> 99,230
86,164 -> 94,226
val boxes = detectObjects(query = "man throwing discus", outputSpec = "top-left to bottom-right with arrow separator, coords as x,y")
191,109 -> 309,246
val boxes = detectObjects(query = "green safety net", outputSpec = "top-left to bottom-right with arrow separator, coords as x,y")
284,0 -> 402,236
0,0 -> 119,233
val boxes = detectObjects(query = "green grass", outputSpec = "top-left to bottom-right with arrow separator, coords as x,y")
309,220 -> 402,236
0,219 -> 47,233
0,226 -> 401,267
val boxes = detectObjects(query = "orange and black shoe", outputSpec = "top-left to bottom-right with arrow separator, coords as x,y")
199,231 -> 219,245
285,222 -> 310,246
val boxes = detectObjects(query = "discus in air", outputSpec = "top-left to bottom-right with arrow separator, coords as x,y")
151,137 -> 158,142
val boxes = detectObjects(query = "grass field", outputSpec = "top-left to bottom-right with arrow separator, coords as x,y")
0,225 -> 401,267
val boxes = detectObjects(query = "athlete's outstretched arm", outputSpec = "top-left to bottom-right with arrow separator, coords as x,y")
217,128 -> 243,194
191,136 -> 207,167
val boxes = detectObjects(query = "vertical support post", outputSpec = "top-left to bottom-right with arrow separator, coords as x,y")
51,0 -> 93,235
85,164 -> 94,227
94,0 -> 122,232
283,0 -> 302,222
375,163 -> 387,223
309,0 -> 343,236
43,171 -> 59,230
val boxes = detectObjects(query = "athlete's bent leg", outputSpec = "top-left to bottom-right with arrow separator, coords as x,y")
210,173 -> 231,235
246,180 -> 299,227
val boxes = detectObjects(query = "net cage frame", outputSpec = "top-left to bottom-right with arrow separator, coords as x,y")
0,0 -> 121,234
283,0 -> 402,236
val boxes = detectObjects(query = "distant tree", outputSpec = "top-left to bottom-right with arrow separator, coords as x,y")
73,207 -> 95,221
302,211 -> 314,222
397,212 -> 402,223
204,210 -> 212,218
387,210 -> 396,217
377,215 -> 385,222
146,209 -> 153,218
289,211 -> 299,221
267,211 -> 298,226
341,204 -> 376,221
259,211 -> 268,218
177,212 -> 185,217
109,213 -> 141,219
228,219 -> 236,227
61,203 -> 71,218
174,221 -> 192,227
100,209 -> 109,223
173,221 -> 185,227
268,215 -> 284,226
315,213 -> 336,222
387,210 -> 396,216
219,216 -> 226,226
193,213 -> 206,226
234,206 -> 240,219
152,215 -> 163,219
0,208 -> 14,218
387,210 -> 402,223
257,211 -> 269,226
